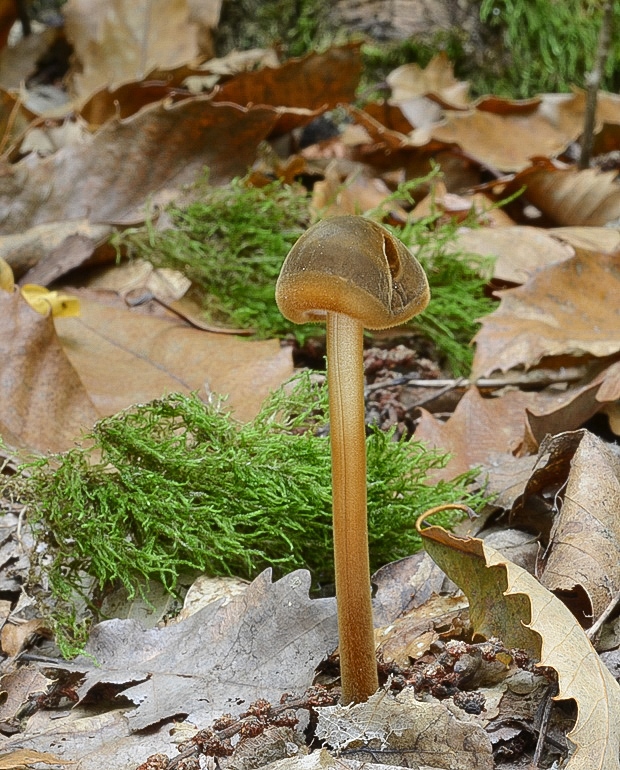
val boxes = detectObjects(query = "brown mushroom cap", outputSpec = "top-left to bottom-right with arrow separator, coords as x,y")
275,216 -> 430,330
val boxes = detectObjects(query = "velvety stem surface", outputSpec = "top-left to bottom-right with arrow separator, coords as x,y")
327,311 -> 379,704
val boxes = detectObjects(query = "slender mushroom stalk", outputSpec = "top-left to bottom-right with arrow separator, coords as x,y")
276,216 -> 429,704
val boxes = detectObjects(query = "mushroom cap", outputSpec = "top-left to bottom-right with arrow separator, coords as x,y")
276,215 -> 430,330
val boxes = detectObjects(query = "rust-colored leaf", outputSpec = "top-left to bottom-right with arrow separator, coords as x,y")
0,99 -> 279,234
473,253 -> 620,377
508,162 -> 620,226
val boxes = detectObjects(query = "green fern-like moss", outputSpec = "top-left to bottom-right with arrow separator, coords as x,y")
13,374 -> 486,656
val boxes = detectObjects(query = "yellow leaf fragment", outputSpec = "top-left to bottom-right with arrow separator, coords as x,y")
20,285 -> 80,317
419,521 -> 620,770
0,257 -> 14,292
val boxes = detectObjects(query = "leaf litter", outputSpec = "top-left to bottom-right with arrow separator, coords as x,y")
1,4 -> 620,769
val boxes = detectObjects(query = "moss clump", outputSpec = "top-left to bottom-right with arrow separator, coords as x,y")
479,0 -> 620,97
116,175 -> 495,376
12,375 -> 485,656
116,178 -> 314,340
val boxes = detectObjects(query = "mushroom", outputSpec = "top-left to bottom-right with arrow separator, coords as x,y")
276,215 -> 430,704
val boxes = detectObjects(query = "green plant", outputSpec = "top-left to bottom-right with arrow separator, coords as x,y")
10,374 -> 485,656
479,0 -> 620,97
115,175 -> 494,376
115,177 -> 314,340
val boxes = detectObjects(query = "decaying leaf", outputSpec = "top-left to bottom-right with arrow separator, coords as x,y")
0,289 -> 100,452
539,432 -> 620,624
64,0 -> 201,99
0,99 -> 281,234
316,688 -> 492,770
54,570 -> 337,731
509,162 -> 620,226
451,226 -> 575,284
419,523 -> 620,769
473,252 -> 620,377
415,388 -> 539,480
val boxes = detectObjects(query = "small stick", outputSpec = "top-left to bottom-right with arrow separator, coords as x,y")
365,371 -> 583,395
587,586 -> 620,642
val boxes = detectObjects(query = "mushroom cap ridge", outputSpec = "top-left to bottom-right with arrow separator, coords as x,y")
276,215 -> 430,330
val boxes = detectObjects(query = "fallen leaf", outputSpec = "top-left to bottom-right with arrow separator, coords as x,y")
451,226 -> 575,284
0,99 -> 281,234
58,570 -> 337,731
212,43 -> 362,116
0,289 -> 100,452
0,220 -> 112,280
0,749 -> 67,769
53,289 -> 293,423
387,53 -> 470,108
316,688 -> 492,769
64,0 -> 200,99
539,432 -> 620,625
415,388 -> 539,480
508,162 -> 620,226
431,92 -> 585,172
20,285 -> 80,317
472,252 -> 620,377
419,522 -> 620,769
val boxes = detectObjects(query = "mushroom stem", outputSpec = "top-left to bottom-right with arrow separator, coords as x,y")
327,311 -> 379,705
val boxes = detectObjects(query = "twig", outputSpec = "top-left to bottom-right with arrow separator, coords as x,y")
531,681 -> 559,768
587,586 -> 620,642
364,371 -> 583,395
579,1 -> 614,169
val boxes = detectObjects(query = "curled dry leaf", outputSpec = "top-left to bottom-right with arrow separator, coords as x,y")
507,162 -> 620,226
419,522 -> 620,770
539,432 -> 620,625
472,252 -> 620,377
64,0 -> 201,100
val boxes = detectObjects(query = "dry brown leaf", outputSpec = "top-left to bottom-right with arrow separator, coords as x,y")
0,99 -> 280,234
54,289 -> 293,423
64,0 -> 200,99
472,252 -> 620,377
0,667 -> 51,726
0,220 -> 112,280
431,93 -> 585,172
509,162 -> 620,226
451,226 -> 575,284
549,226 -> 620,255
420,523 -> 620,769
415,388 -> 539,480
539,432 -> 620,624
0,289 -> 101,452
212,43 -> 362,117
387,53 -> 470,108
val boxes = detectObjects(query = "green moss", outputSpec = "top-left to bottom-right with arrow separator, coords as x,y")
478,0 -> 620,98
115,178 -> 315,340
115,175 -> 495,376
11,374 -> 485,656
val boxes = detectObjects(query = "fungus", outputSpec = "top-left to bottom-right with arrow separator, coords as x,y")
276,215 -> 430,704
